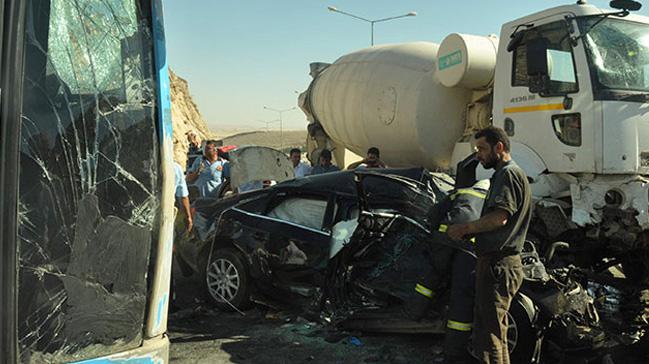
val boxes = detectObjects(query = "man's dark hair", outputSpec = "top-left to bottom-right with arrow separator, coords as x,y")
320,149 -> 332,159
204,139 -> 218,148
367,147 -> 380,157
289,148 -> 301,156
474,126 -> 511,152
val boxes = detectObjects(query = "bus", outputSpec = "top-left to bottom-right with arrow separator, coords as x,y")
0,0 -> 174,362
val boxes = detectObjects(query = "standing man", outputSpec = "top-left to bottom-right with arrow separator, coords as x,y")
186,140 -> 226,198
171,162 -> 192,312
174,162 -> 192,232
447,126 -> 532,364
346,147 -> 387,169
290,148 -> 312,177
309,149 -> 340,175
185,131 -> 202,171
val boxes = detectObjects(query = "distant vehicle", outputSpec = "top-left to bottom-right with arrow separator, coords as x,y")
0,0 -> 175,363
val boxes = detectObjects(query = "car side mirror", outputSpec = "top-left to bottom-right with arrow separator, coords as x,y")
526,37 -> 550,94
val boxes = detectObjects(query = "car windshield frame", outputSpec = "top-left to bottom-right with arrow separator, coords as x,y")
354,171 -> 438,229
579,17 -> 649,100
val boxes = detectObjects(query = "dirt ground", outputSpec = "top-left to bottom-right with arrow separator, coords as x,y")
168,272 -> 443,364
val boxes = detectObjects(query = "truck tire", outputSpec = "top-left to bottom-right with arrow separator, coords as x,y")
508,297 -> 538,363
205,248 -> 252,311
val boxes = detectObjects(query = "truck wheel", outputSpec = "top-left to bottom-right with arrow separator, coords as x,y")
205,248 -> 251,311
507,298 -> 538,363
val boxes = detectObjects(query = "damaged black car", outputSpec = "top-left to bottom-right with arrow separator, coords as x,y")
176,168 -> 643,363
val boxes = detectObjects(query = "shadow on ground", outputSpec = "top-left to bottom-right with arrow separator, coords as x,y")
167,270 -> 441,364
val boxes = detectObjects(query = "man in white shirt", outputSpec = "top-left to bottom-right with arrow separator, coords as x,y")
290,148 -> 312,177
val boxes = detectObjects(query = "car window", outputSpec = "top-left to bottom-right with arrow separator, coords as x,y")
267,197 -> 327,230
236,195 -> 272,214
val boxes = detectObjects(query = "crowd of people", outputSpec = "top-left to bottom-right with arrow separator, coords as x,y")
176,130 -> 388,204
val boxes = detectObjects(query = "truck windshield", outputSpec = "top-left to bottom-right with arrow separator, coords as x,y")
580,18 -> 649,93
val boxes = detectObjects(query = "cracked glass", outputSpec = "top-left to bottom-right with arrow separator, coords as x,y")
17,0 -> 160,362
581,18 -> 649,92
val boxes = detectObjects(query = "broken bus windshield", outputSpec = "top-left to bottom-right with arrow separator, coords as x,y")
17,0 -> 160,362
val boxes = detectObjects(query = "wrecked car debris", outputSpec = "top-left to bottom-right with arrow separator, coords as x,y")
171,166 -> 649,362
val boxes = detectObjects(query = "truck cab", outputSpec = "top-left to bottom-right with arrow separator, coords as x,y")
494,2 -> 649,175
491,2 -> 649,228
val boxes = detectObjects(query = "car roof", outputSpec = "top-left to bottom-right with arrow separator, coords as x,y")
275,167 -> 437,194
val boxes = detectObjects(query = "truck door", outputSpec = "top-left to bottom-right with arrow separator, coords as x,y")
493,17 -> 598,174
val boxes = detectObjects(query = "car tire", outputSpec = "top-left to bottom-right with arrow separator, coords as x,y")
205,248 -> 252,311
508,298 -> 538,363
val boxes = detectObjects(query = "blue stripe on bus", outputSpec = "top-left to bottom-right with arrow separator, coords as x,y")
154,293 -> 168,331
152,0 -> 173,142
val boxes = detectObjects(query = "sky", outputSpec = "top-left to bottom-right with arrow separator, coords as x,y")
162,0 -> 649,131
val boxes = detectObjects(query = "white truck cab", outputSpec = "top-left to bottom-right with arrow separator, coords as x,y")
488,2 -> 649,227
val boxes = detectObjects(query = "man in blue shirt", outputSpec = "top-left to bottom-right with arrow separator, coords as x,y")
186,140 -> 226,198
172,162 -> 192,312
346,147 -> 387,170
174,162 -> 192,232
310,149 -> 340,175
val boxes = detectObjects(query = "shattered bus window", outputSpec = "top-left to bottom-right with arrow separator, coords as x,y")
17,0 -> 160,362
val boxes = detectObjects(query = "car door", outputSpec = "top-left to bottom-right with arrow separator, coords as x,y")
263,192 -> 333,290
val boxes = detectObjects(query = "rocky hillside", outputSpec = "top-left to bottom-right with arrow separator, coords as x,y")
170,70 -> 307,165
170,69 -> 213,166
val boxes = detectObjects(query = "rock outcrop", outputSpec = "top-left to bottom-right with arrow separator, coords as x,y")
170,69 -> 213,166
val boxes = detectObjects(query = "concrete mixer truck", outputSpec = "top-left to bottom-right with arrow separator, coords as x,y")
299,0 -> 649,312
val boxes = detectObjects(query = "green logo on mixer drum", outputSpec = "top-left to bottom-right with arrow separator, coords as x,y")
438,50 -> 462,70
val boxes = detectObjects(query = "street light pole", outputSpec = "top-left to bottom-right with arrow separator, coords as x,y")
257,119 -> 279,132
327,6 -> 417,46
263,106 -> 297,150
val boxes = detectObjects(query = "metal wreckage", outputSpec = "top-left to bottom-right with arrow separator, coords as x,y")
176,157 -> 649,363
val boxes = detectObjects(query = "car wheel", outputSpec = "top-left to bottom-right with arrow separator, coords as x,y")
205,248 -> 251,311
507,298 -> 538,363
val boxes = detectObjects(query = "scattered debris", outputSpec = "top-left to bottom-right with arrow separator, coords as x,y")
349,337 -> 363,347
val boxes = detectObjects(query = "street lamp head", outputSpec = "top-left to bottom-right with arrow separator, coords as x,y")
407,11 -> 417,17
327,6 -> 338,12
